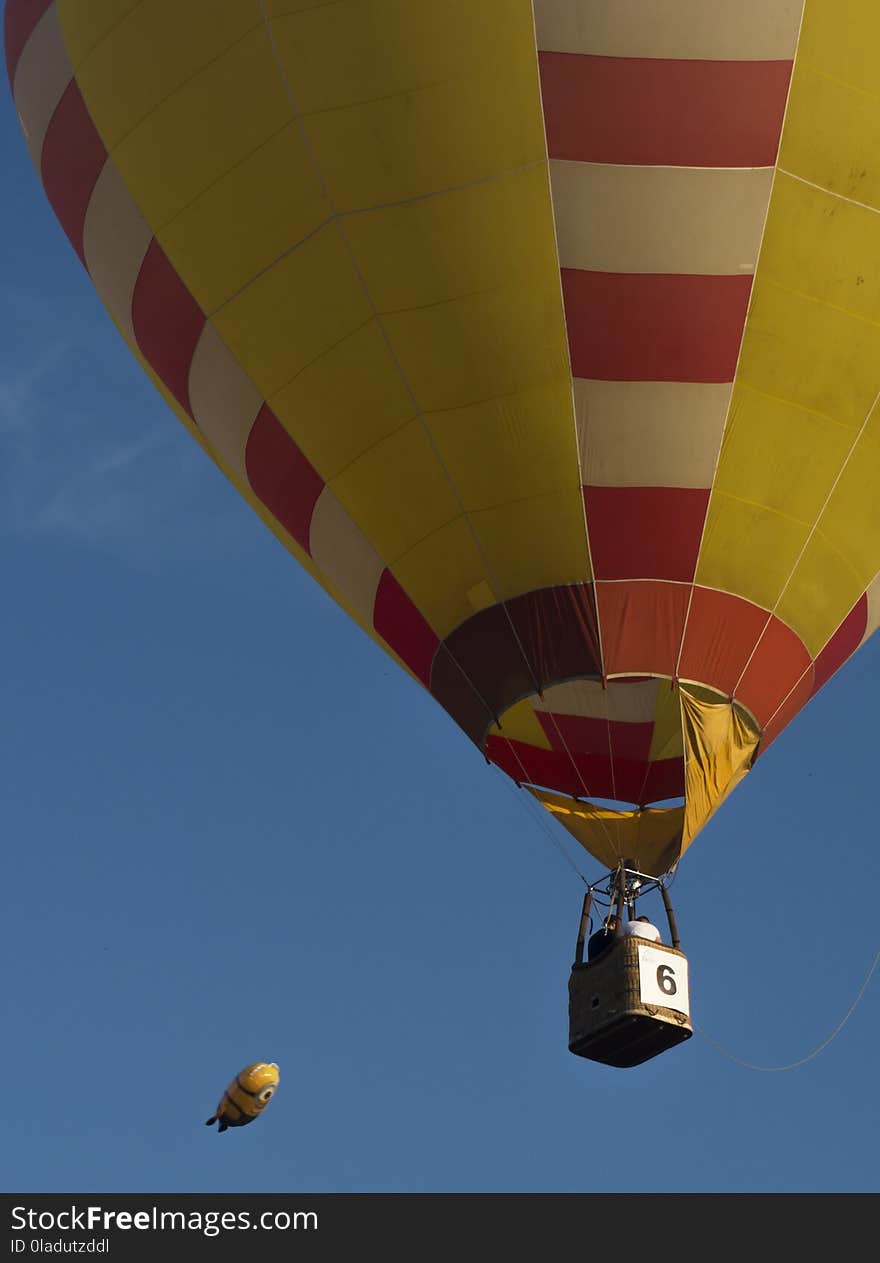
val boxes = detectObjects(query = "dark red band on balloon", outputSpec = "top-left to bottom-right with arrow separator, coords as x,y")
562,270 -> 752,383
597,580 -> 689,679
585,486 -> 710,582
485,735 -> 684,807
373,570 -> 439,688
600,752 -> 684,805
536,711 -> 655,765
539,52 -> 792,167
131,239 -> 206,416
39,80 -> 106,264
430,585 -> 601,747
244,405 -> 324,555
812,595 -> 867,694
485,738 -> 593,800
4,0 -> 53,85
641,758 -> 687,805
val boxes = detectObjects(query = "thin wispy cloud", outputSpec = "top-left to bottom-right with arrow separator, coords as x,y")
31,428 -> 176,543
0,291 -> 261,574
0,341 -> 74,436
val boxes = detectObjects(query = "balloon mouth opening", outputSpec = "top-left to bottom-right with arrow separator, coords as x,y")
578,794 -> 686,813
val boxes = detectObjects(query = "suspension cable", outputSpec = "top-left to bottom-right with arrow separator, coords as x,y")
491,767 -> 591,884
694,948 -> 880,1072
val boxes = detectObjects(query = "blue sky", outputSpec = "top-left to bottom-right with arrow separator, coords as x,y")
1,85 -> 878,1196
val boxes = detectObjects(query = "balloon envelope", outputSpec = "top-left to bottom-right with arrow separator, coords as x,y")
7,0 -> 879,872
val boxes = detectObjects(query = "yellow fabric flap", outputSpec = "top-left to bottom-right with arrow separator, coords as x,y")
529,788 -> 684,875
680,685 -> 760,853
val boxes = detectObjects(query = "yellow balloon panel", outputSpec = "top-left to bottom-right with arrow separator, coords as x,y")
713,386 -> 852,526
157,122 -> 329,315
488,701 -> 553,752
212,223 -> 374,400
736,280 -> 880,433
380,284 -> 570,417
467,491 -> 589,597
426,378 -> 578,512
697,491 -> 809,614
390,517 -> 488,637
777,529 -> 869,657
342,166 -> 560,320
265,0 -> 546,208
330,419 -> 462,566
794,0 -> 880,100
270,322 -> 415,481
778,416 -> 880,654
814,417 -> 880,587
55,0 -> 141,68
112,28 -> 293,230
760,174 -> 880,326
63,0 -> 259,151
648,684 -> 685,763
780,64 -> 880,212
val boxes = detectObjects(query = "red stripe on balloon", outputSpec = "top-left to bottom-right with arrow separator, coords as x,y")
584,486 -> 709,582
812,595 -> 868,694
562,270 -> 751,382
756,667 -> 814,754
484,738 -> 599,799
641,759 -> 686,805
430,585 -> 601,746
39,80 -> 106,264
244,405 -> 324,554
596,580 -> 689,678
486,736 -> 683,806
678,587 -> 769,698
131,239 -> 206,416
537,711 -> 655,764
737,617 -> 812,728
373,570 -> 439,687
606,754 -> 684,805
4,0 -> 53,85
538,52 -> 792,167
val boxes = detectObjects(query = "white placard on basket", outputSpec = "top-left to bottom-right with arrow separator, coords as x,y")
637,945 -> 690,1016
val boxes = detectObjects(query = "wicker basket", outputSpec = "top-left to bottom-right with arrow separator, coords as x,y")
569,935 -> 692,1068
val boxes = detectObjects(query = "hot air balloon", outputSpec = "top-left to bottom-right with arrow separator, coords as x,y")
6,1 -> 879,1066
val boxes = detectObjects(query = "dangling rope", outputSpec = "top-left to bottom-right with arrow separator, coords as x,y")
694,947 -> 880,1071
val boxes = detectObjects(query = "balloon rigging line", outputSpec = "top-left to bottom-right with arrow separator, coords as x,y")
763,561 -> 880,736
694,947 -> 880,1072
492,767 -> 590,885
540,711 -> 620,858
731,384 -> 880,701
259,1 -> 620,854
780,167 -> 880,219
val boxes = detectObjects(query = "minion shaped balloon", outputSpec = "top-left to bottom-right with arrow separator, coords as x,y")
205,1063 -> 279,1133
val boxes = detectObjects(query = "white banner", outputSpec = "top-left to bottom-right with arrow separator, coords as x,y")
637,945 -> 690,1016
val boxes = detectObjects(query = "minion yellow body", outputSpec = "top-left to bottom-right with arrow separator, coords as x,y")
205,1063 -> 279,1133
